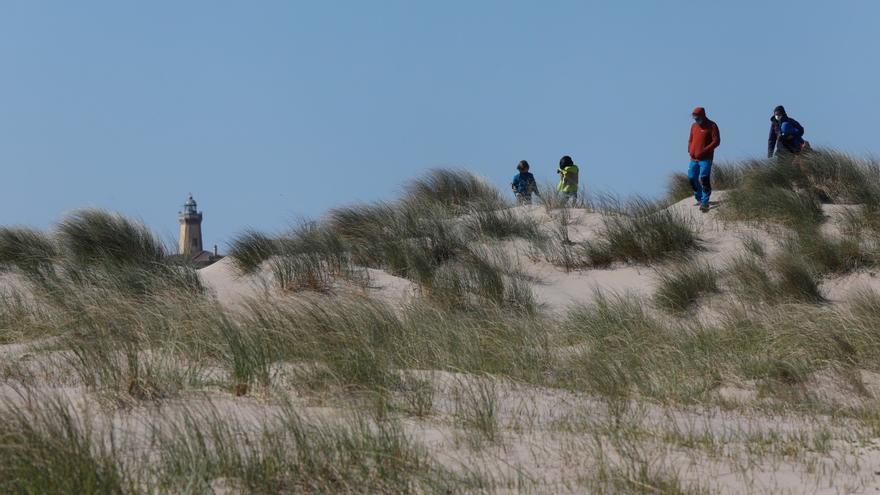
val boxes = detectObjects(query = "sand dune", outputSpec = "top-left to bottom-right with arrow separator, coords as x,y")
6,190 -> 880,493
200,192 -> 864,312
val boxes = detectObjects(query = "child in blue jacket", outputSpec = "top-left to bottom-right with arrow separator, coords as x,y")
777,121 -> 809,155
511,160 -> 537,204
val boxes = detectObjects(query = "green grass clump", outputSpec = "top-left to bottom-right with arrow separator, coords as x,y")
770,251 -> 825,304
723,186 -> 823,230
0,395 -> 130,494
726,251 -> 825,305
57,209 -> 166,265
273,225 -> 366,293
403,168 -> 505,210
666,172 -> 694,203
554,292 -> 880,407
535,182 -> 588,210
229,222 -> 367,293
0,227 -> 57,276
326,178 -> 541,308
726,254 -> 775,302
237,296 -> 401,390
0,210 -> 203,301
653,263 -> 718,314
464,208 -> 544,241
0,288 -> 49,344
227,229 -> 277,274
1,392 -> 471,494
453,376 -> 499,445
784,231 -> 872,275
153,404 -> 468,494
535,206 -> 593,271
236,293 -> 548,390
796,149 -> 880,204
426,246 -> 536,313
585,199 -> 704,265
1,213 -> 202,300
328,200 -> 465,284
713,151 -> 880,235
555,294 -> 718,402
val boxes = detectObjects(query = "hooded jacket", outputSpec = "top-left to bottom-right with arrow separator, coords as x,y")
688,107 -> 721,161
768,109 -> 804,158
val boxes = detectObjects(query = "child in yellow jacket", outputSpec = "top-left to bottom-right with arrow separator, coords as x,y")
557,155 -> 579,205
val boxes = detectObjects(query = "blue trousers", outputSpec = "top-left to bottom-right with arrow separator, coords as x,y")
688,160 -> 712,205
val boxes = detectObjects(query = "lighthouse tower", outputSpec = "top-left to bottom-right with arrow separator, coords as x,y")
178,194 -> 203,256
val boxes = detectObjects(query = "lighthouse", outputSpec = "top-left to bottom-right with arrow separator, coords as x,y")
178,194 -> 203,256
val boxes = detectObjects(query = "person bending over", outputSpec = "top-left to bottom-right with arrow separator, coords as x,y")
768,105 -> 804,158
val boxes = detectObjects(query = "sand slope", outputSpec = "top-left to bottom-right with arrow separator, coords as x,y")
201,192 -> 867,312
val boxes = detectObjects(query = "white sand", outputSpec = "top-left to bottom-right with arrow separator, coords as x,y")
197,192 -> 826,313
4,194 -> 880,492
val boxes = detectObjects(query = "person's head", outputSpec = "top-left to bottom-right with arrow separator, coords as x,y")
517,160 -> 530,172
773,105 -> 787,121
780,121 -> 795,138
692,107 -> 707,125
559,155 -> 573,169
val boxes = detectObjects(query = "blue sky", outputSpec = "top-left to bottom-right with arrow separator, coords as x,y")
1,1 -> 877,249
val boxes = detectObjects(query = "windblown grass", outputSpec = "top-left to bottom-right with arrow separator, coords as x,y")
224,171 -> 544,307
453,376 -> 500,446
536,182 -> 588,210
557,292 -> 880,406
0,393 -> 131,494
0,227 -> 57,276
782,231 -> 873,276
57,209 -> 167,265
4,257 -> 880,491
726,250 -> 825,305
0,391 -> 470,494
229,222 -> 367,293
8,156 -> 880,492
536,206 -> 591,272
0,210 -> 203,303
227,229 -> 276,274
0,287 -> 48,344
464,208 -> 544,241
426,246 -> 536,312
715,151 -> 880,237
404,168 -> 505,210
723,186 -> 823,230
666,173 -> 694,203
151,404 -> 464,493
770,250 -> 825,304
538,199 -> 703,272
235,294 -> 550,389
653,262 -> 718,314
584,199 -> 704,265
796,149 -> 880,204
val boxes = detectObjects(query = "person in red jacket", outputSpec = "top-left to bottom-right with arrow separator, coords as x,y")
687,107 -> 721,212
